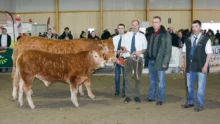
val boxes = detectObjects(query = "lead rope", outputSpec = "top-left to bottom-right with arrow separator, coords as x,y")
130,54 -> 140,80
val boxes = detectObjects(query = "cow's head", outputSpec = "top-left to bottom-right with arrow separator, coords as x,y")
90,50 -> 106,69
99,38 -> 117,63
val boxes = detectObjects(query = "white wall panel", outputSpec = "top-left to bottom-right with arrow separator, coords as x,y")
103,0 -> 146,10
195,0 -> 220,9
14,0 -> 55,12
0,0 -> 14,12
59,0 -> 100,11
149,0 -> 191,9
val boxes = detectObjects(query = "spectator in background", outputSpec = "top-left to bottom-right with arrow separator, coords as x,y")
207,30 -> 215,44
101,29 -> 111,40
169,27 -> 179,47
202,29 -> 207,35
0,28 -> 11,73
80,31 -> 86,39
0,28 -> 11,49
215,30 -> 220,39
177,31 -> 185,48
45,28 -> 56,39
17,33 -> 23,41
39,32 -> 42,37
59,27 -> 73,40
213,38 -> 219,46
89,31 -> 100,40
111,29 -> 118,37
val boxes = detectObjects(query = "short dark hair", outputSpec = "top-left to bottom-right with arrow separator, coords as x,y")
118,23 -> 125,28
153,16 -> 161,22
192,20 -> 202,27
132,20 -> 140,25
47,28 -> 51,31
64,27 -> 69,30
2,28 -> 7,31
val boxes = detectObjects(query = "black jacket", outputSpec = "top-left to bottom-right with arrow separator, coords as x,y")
0,34 -> 11,47
59,32 -> 73,39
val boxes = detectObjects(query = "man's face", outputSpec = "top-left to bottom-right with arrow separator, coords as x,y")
91,32 -> 95,37
2,29 -> 7,34
117,25 -> 125,35
131,21 -> 139,32
169,28 -> 173,33
152,18 -> 161,30
177,32 -> 182,38
192,23 -> 201,35
47,29 -> 52,34
65,29 -> 69,34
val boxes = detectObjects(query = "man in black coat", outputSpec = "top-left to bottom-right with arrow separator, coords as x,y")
0,28 -> 11,49
168,27 -> 179,47
59,27 -> 73,40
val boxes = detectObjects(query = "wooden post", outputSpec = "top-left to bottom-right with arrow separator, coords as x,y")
191,0 -> 195,22
100,0 -> 103,34
55,0 -> 59,34
146,0 -> 149,21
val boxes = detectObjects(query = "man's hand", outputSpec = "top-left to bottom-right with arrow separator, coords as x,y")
202,65 -> 208,73
117,50 -> 122,54
122,47 -> 129,53
162,65 -> 167,68
133,51 -> 142,56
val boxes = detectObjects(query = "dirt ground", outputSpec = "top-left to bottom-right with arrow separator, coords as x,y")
0,74 -> 220,124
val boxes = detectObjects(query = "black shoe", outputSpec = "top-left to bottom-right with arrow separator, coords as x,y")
181,103 -> 194,108
124,97 -> 131,104
134,97 -> 141,103
156,101 -> 163,106
194,106 -> 204,112
115,91 -> 120,96
120,92 -> 125,98
143,98 -> 156,102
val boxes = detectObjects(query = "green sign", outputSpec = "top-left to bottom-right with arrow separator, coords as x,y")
0,48 -> 13,68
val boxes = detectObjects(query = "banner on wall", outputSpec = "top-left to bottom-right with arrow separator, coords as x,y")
210,46 -> 220,73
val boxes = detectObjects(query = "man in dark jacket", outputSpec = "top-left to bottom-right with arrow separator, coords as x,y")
101,29 -> 111,40
169,27 -> 179,47
145,16 -> 172,106
0,28 -> 11,48
59,27 -> 73,40
181,20 -> 212,112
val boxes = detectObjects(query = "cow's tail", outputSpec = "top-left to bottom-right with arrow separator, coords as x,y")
12,46 -> 19,79
12,53 -> 21,100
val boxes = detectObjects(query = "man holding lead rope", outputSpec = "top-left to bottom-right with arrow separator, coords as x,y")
121,20 -> 147,104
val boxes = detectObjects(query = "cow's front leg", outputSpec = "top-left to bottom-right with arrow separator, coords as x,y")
70,83 -> 79,108
84,79 -> 95,100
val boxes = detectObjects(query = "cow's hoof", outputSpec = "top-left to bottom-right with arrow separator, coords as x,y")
90,96 -> 96,100
79,92 -> 85,97
19,103 -> 23,108
12,97 -> 18,101
30,105 -> 35,109
75,104 -> 79,108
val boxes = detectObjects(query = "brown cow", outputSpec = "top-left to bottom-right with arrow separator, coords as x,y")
16,50 -> 105,109
12,37 -> 116,100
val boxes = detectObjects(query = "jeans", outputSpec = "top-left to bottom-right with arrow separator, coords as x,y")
148,60 -> 166,102
115,64 -> 125,93
187,72 -> 207,106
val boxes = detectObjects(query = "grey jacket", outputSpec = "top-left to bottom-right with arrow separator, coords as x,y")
146,25 -> 172,71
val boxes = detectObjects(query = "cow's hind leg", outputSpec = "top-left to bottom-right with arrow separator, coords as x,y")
70,83 -> 79,108
84,79 -> 95,100
78,85 -> 85,96
18,78 -> 24,107
19,76 -> 35,109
